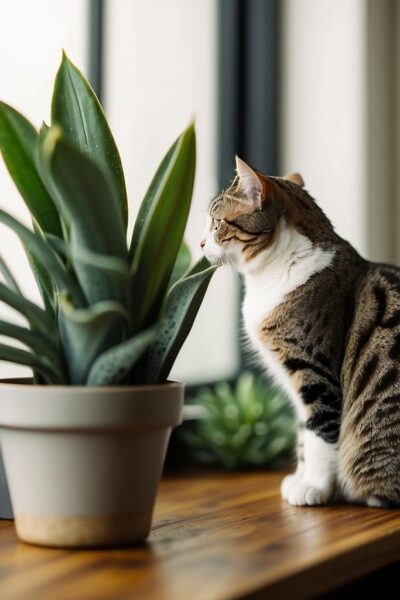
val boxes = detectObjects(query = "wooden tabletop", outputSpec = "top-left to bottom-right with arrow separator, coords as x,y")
1,471 -> 400,600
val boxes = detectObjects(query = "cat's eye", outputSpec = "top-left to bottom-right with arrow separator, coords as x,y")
214,219 -> 221,231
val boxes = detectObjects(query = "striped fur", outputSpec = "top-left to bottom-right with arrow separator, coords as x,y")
202,157 -> 400,507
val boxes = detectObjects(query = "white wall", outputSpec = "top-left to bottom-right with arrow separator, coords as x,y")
280,0 -> 367,256
0,0 -> 88,378
104,0 -> 239,384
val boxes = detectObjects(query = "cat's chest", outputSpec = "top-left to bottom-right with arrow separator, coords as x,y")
243,286 -> 288,364
242,283 -> 306,419
242,278 -> 287,343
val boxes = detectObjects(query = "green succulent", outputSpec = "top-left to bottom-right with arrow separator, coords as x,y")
0,53 -> 216,385
181,372 -> 296,469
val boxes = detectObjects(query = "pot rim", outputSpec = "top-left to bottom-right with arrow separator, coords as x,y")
0,377 -> 183,393
0,378 -> 184,430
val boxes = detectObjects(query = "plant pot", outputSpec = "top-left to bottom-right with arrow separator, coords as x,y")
0,378 -> 183,548
0,444 -> 13,520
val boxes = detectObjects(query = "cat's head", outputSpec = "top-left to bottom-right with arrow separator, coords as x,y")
201,156 -> 332,273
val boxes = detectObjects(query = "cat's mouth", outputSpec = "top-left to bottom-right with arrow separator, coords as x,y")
209,255 -> 225,266
205,255 -> 224,266
202,247 -> 225,266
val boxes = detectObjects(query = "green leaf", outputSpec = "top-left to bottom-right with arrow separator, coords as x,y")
0,255 -> 20,294
46,235 -> 130,279
28,221 -> 59,314
51,52 -> 128,229
25,248 -> 56,315
0,319 -> 60,362
87,326 -> 157,386
46,234 -> 131,302
144,258 -> 217,383
169,241 -> 191,288
0,342 -> 64,384
38,127 -> 128,304
59,298 -> 131,385
130,124 -> 196,331
0,282 -> 53,334
0,209 -> 85,307
0,102 -> 62,237
129,137 -> 179,260
44,232 -> 68,258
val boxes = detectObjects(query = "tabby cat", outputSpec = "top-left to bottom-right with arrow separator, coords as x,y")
201,156 -> 400,507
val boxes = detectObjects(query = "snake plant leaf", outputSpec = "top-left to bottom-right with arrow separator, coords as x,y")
70,245 -> 132,309
47,234 -> 132,309
39,128 -> 127,258
0,209 -> 85,308
38,127 -> 128,304
51,52 -> 128,229
46,233 -> 130,277
131,123 -> 196,331
144,258 -> 217,383
0,343 -> 64,384
0,102 -> 62,237
44,232 -> 68,258
0,256 -> 21,294
0,282 -> 54,334
59,298 -> 131,385
169,241 -> 191,288
25,249 -> 56,315
28,222 -> 59,314
87,326 -> 157,386
0,320 -> 59,363
129,136 -> 179,260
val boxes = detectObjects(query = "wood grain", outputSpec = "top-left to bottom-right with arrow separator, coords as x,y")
0,471 -> 400,600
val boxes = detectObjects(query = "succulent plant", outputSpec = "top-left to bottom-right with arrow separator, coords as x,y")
0,53 -> 216,385
180,372 -> 296,469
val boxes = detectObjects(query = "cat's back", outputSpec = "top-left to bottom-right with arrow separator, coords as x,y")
339,260 -> 400,505
342,260 -> 400,393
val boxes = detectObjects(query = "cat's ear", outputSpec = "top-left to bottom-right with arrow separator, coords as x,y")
283,172 -> 304,187
235,156 -> 267,209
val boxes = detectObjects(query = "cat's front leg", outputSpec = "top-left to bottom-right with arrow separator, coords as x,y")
284,430 -> 338,505
281,423 -> 304,499
281,393 -> 340,506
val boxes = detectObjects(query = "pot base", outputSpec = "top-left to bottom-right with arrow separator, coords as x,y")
15,510 -> 152,548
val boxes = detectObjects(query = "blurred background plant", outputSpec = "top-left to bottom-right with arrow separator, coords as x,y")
177,372 -> 296,470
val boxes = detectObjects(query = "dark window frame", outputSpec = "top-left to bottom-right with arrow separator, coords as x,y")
218,0 -> 279,373
88,0 -> 104,101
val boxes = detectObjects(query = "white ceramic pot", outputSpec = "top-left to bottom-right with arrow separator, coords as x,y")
0,378 -> 183,548
0,445 -> 13,520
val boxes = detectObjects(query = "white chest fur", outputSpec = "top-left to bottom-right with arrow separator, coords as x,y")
241,223 -> 334,420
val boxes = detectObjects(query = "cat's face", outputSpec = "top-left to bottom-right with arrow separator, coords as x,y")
201,157 -> 305,272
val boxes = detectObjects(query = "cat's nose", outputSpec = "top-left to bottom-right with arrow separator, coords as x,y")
200,239 -> 205,248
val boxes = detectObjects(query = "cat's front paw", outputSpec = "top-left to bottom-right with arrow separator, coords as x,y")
281,473 -> 301,500
284,480 -> 332,506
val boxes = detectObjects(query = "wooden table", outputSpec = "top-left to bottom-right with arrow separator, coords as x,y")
1,471 -> 400,600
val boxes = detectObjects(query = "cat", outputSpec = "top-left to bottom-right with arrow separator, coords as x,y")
201,156 -> 400,508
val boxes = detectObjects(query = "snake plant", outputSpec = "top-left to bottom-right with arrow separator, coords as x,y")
0,53 -> 216,385
181,373 -> 296,469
